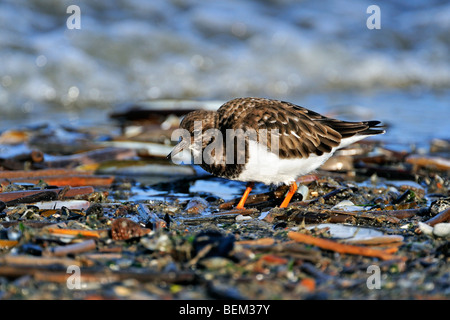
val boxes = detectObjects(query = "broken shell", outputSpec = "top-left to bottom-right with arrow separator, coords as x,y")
418,222 -> 450,238
297,185 -> 309,201
418,222 -> 434,236
331,200 -> 363,212
185,197 -> 209,214
141,233 -> 173,252
111,218 -> 151,240
236,214 -> 252,222
430,198 -> 450,216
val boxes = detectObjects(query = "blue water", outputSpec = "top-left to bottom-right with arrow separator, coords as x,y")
0,0 -> 449,148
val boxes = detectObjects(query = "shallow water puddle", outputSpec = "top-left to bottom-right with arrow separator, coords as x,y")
189,180 -> 243,201
131,175 -> 270,205
128,187 -> 191,202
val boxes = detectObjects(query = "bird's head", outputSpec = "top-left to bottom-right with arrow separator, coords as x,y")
167,110 -> 218,162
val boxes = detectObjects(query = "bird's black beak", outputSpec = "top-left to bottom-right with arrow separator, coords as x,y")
167,140 -> 188,161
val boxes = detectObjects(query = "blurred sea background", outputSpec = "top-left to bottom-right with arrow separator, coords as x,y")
0,0 -> 449,150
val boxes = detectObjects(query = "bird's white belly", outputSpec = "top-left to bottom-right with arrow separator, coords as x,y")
236,141 -> 333,185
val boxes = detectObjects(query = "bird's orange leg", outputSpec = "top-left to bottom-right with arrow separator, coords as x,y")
280,182 -> 298,208
236,182 -> 254,209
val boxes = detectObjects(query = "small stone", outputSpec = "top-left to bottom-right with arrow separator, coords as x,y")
433,223 -> 450,238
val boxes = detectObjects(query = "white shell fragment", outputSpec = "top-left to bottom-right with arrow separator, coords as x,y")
258,211 -> 270,220
308,223 -> 383,239
297,185 -> 309,200
418,222 -> 450,238
307,223 -> 404,245
331,200 -> 364,212
31,200 -> 91,211
418,222 -> 434,236
236,214 -> 252,222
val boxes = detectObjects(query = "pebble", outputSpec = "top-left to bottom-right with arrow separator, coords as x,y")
418,222 -> 450,238
432,223 -> 450,238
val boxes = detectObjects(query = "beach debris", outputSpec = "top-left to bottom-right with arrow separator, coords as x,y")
44,239 -> 97,257
417,222 -> 450,238
406,154 -> 450,171
0,186 -> 95,203
111,218 -> 151,240
287,231 -> 405,261
185,197 -> 209,214
423,207 -> 450,226
192,230 -> 235,260
0,109 -> 448,299
136,203 -> 167,229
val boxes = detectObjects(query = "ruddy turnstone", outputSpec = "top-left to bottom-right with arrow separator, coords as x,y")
168,97 -> 385,209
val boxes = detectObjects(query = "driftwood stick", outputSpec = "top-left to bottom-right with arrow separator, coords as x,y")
288,231 -> 406,261
0,265 -> 196,284
45,228 -> 106,239
0,254 -> 82,267
44,239 -> 97,257
423,208 -> 450,226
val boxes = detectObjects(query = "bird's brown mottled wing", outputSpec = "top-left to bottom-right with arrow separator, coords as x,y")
218,97 -> 382,159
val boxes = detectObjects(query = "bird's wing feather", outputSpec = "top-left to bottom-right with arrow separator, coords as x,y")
217,98 -> 381,159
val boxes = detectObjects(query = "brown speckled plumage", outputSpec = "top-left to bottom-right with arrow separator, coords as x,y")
173,97 -> 385,181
